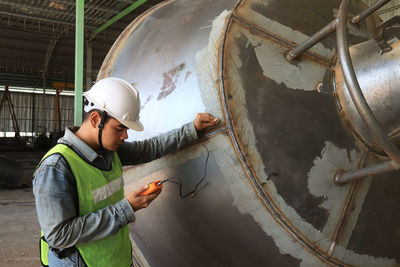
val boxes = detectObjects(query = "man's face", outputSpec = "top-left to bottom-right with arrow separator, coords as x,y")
100,117 -> 128,151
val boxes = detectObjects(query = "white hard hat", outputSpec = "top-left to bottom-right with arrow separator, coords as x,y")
84,77 -> 144,131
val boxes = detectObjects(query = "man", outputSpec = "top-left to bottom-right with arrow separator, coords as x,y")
33,77 -> 219,266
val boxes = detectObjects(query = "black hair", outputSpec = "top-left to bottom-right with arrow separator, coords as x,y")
83,109 -> 112,124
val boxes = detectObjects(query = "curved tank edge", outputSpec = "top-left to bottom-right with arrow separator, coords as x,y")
99,0 -> 399,266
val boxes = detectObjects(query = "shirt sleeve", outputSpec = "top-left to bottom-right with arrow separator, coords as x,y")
33,154 -> 135,249
118,121 -> 198,166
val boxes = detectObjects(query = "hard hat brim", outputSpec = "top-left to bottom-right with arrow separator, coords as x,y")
121,119 -> 144,132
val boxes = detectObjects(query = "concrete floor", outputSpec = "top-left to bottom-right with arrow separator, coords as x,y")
0,188 -> 41,266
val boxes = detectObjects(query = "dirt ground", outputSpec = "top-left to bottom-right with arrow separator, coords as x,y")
0,188 -> 41,267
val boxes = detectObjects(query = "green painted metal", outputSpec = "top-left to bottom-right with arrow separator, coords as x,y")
92,0 -> 147,37
74,0 -> 84,125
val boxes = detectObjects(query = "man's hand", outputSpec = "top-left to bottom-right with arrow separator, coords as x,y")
194,113 -> 219,132
126,184 -> 162,211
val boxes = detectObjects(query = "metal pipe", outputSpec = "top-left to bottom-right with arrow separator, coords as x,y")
74,0 -> 84,126
287,0 -> 391,61
286,19 -> 337,61
377,3 -> 400,15
92,0 -> 147,38
336,0 -> 400,163
334,159 -> 400,184
352,0 -> 392,24
31,90 -> 35,136
86,41 -> 93,91
329,150 -> 368,257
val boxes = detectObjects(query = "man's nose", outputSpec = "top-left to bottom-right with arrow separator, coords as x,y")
122,129 -> 128,139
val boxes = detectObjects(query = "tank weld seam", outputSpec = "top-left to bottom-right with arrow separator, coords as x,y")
331,71 -> 385,156
328,150 -> 369,257
219,2 -> 348,266
204,126 -> 229,138
231,14 -> 332,66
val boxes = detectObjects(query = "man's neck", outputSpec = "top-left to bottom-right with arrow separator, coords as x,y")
74,123 -> 101,152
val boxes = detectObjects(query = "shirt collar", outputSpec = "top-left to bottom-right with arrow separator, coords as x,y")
58,127 -> 100,162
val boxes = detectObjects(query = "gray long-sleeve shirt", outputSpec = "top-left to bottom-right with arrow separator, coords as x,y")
33,122 -> 197,250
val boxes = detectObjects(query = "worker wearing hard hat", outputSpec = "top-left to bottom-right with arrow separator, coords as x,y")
33,77 -> 219,267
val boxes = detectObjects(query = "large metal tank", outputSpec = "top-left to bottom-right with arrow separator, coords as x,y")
98,0 -> 400,266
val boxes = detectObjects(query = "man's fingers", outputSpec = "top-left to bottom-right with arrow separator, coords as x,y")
201,113 -> 217,121
194,113 -> 220,131
127,185 -> 162,211
146,187 -> 162,198
206,114 -> 219,124
202,116 -> 218,124
136,184 -> 149,194
205,117 -> 219,124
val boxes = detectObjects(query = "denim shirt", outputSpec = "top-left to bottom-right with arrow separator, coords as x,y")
33,122 -> 197,265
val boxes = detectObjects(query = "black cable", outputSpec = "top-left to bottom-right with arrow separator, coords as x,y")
164,144 -> 210,198
98,111 -> 107,150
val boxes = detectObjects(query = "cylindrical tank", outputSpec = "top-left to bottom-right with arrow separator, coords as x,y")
334,38 -> 400,154
99,0 -> 400,266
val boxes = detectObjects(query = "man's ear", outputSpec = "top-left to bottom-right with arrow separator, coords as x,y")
89,111 -> 101,129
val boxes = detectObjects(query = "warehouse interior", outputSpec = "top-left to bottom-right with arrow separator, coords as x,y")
1,0 -> 400,266
0,1 -> 163,265
0,0 -> 165,187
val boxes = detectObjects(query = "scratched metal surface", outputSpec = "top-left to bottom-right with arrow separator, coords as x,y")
125,137 -> 302,267
98,0 -> 236,141
99,0 -> 399,266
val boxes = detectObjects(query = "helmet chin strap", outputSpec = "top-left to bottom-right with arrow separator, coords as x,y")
98,111 -> 108,150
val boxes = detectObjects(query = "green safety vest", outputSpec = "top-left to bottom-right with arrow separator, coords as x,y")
39,144 -> 132,267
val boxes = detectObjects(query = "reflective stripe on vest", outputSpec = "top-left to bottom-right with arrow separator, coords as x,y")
39,144 -> 132,267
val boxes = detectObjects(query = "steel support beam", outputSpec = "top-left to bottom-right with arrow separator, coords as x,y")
286,19 -> 337,61
334,159 -> 400,184
0,1 -> 109,24
74,0 -> 84,126
0,10 -> 97,30
352,0 -> 392,24
43,36 -> 62,92
0,17 -> 120,39
287,0 -> 392,61
92,0 -> 147,38
116,0 -> 140,4
0,10 -> 74,27
53,0 -> 120,14
86,41 -> 93,91
377,4 -> 400,15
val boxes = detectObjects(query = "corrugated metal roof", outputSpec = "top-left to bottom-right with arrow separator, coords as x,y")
0,0 -> 164,89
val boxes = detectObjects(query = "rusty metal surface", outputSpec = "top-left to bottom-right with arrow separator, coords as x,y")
222,19 -> 358,231
346,170 -> 400,262
236,0 -> 340,50
99,0 -> 399,266
219,8 -> 358,266
234,0 -> 372,51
